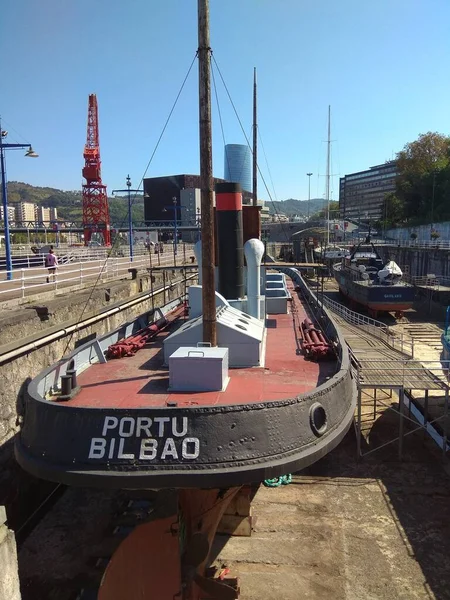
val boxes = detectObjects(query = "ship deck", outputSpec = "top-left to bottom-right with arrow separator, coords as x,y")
68,284 -> 336,409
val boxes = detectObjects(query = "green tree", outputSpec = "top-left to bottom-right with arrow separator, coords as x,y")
395,132 -> 450,224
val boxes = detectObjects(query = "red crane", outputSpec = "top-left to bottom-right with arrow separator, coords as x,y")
82,93 -> 111,246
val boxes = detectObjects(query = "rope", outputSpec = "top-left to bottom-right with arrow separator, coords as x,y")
263,474 -> 292,487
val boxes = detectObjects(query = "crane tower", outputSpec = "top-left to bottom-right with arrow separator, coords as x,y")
82,94 -> 111,246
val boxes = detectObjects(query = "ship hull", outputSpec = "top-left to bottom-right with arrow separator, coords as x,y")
334,263 -> 415,313
16,377 -> 355,488
15,272 -> 356,490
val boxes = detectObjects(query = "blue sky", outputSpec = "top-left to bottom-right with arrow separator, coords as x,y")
1,0 -> 449,203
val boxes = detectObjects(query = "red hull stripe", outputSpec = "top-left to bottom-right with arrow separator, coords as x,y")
216,192 -> 242,211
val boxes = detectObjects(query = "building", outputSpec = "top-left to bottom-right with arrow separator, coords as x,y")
0,205 -> 16,225
339,161 -> 397,222
15,201 -> 36,225
143,174 -> 253,223
224,144 -> 251,192
36,205 -> 51,225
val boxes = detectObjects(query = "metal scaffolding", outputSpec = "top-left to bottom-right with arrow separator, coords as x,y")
354,357 -> 449,460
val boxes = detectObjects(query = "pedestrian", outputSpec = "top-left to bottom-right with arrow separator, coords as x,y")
45,247 -> 58,283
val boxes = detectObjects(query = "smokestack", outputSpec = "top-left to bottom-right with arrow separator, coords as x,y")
215,182 -> 244,299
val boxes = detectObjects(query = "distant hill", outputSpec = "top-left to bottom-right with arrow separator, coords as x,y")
6,181 -> 144,225
6,181 -> 328,223
266,198 -> 328,216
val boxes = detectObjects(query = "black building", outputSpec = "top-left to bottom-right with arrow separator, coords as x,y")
143,174 -> 253,222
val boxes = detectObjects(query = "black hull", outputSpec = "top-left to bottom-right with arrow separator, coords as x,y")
333,263 -> 415,313
15,273 -> 356,490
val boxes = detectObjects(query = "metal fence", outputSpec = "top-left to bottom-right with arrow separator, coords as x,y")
0,244 -> 196,302
322,295 -> 414,357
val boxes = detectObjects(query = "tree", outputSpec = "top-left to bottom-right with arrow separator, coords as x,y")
397,132 -> 450,176
395,132 -> 450,224
383,192 -> 405,227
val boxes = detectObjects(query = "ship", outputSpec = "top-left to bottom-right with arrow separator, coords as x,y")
333,241 -> 415,318
14,3 -> 357,598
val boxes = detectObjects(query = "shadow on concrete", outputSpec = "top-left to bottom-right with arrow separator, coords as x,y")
302,409 -> 450,600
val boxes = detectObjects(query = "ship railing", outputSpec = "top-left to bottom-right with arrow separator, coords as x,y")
0,246 -> 197,302
322,296 -> 414,358
382,239 -> 450,250
403,274 -> 450,289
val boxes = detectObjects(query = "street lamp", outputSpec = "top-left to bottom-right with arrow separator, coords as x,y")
431,170 -> 437,239
196,206 -> 201,241
163,197 -> 179,258
112,175 -> 141,261
306,172 -> 313,220
0,123 -> 38,280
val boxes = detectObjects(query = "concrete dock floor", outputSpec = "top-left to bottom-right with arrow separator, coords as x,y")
211,427 -> 450,600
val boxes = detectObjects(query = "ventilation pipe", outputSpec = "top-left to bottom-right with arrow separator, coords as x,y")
244,238 -> 265,319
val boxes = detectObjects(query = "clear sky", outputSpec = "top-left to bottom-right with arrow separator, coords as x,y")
1,0 -> 449,203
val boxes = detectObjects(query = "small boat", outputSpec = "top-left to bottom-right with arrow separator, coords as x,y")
333,242 -> 415,318
314,245 -> 350,260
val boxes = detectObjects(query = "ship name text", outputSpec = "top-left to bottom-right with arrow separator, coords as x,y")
88,416 -> 200,461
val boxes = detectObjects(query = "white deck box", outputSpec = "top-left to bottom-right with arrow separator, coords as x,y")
169,346 -> 229,392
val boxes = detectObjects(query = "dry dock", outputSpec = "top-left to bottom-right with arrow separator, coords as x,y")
17,285 -> 450,600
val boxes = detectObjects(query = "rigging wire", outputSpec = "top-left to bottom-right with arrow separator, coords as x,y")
0,117 -> 32,145
60,52 -> 198,358
211,56 -> 292,245
210,59 -> 229,175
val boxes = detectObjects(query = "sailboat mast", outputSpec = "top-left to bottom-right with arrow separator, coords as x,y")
252,67 -> 257,206
325,105 -> 331,247
198,0 -> 216,346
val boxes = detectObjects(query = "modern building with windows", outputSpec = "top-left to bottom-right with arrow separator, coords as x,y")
339,161 -> 397,222
224,144 -> 251,192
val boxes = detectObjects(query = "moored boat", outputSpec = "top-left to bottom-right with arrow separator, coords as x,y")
333,242 -> 415,318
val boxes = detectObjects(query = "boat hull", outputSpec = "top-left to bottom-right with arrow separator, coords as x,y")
15,273 -> 356,490
334,263 -> 415,313
16,372 -> 355,488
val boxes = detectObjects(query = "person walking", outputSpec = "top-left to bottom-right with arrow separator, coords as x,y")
45,247 -> 58,283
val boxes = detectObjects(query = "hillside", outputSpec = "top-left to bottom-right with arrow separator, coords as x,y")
266,197 -> 328,216
6,181 -> 145,225
5,181 -> 328,222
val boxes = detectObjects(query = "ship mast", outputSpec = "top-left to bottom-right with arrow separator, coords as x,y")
325,105 -> 331,247
198,0 -> 216,346
252,67 -> 257,206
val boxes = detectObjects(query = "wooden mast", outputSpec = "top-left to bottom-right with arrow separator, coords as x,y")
198,0 -> 216,346
252,67 -> 257,206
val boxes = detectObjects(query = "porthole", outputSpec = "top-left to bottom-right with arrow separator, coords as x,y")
309,403 -> 327,437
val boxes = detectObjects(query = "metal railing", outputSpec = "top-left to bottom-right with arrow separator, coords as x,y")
322,295 -> 414,357
0,244 -> 197,302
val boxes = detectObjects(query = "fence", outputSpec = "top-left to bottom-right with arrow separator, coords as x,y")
0,244 -> 196,302
321,295 -> 414,357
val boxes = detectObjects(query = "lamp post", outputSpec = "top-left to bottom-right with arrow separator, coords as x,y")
306,172 -> 313,220
163,197 -> 179,259
0,123 -> 38,280
431,170 -> 436,239
196,206 -> 201,241
112,175 -> 141,261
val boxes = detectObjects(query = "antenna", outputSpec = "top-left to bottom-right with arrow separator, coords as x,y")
326,105 -> 331,247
